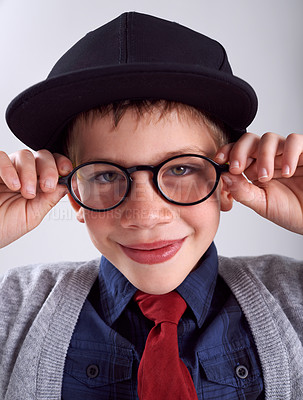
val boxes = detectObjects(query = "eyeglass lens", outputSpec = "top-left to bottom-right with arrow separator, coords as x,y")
71,164 -> 128,210
158,156 -> 217,204
70,156 -> 219,211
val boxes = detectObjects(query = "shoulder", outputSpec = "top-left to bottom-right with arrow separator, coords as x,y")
1,258 -> 100,288
218,253 -> 303,291
218,254 -> 303,394
0,259 -> 100,355
218,254 -> 303,340
0,259 -> 100,396
0,258 -> 100,314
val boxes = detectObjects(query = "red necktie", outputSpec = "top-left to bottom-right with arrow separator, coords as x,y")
134,290 -> 198,400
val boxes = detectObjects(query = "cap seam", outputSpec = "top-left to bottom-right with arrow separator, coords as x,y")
125,12 -> 129,64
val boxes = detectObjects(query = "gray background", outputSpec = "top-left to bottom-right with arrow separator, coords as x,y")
0,0 -> 302,275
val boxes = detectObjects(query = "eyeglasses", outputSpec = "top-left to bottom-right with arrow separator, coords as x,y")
58,154 -> 229,212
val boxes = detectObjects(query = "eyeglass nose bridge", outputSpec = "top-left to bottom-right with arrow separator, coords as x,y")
124,164 -> 160,187
114,164 -> 162,208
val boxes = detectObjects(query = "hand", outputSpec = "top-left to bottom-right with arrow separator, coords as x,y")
215,132 -> 303,234
0,149 -> 73,248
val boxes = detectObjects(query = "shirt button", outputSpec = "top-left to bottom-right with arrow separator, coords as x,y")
86,364 -> 99,378
235,365 -> 249,379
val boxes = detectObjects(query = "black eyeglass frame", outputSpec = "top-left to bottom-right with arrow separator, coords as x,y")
58,154 -> 229,212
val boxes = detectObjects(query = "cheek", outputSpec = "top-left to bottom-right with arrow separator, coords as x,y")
83,210 -> 117,250
181,198 -> 221,236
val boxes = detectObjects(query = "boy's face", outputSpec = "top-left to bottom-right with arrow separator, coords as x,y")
70,108 -> 232,294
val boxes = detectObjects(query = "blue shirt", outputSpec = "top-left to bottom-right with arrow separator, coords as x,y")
62,244 -> 264,399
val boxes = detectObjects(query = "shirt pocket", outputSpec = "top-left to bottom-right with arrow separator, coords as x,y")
198,344 -> 262,389
64,346 -> 133,388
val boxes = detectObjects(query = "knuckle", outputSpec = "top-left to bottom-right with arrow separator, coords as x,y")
237,132 -> 258,144
21,149 -> 33,156
260,131 -> 277,141
218,143 -> 233,152
18,149 -> 35,161
53,152 -> 71,163
243,132 -> 258,140
36,149 -> 52,158
36,151 -> 58,177
0,150 -> 9,160
286,133 -> 300,142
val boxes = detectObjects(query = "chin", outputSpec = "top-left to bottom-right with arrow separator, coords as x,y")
125,264 -> 188,295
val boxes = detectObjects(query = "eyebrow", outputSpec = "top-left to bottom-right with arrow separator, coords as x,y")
160,146 -> 211,159
78,146 -> 214,166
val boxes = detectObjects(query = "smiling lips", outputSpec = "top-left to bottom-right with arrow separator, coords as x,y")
120,238 -> 186,264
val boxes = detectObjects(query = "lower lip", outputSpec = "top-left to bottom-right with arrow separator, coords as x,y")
120,239 -> 185,265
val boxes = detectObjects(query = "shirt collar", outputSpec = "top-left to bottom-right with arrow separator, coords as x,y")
176,242 -> 218,328
98,257 -> 137,326
98,242 -> 218,328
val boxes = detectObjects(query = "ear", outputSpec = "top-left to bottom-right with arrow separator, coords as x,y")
219,176 -> 233,212
67,194 -> 85,223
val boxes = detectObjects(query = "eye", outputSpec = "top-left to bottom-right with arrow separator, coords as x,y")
170,166 -> 189,176
167,164 -> 199,177
101,172 -> 119,182
91,171 -> 123,183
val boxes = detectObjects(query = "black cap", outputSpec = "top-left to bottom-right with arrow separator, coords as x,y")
6,12 -> 258,153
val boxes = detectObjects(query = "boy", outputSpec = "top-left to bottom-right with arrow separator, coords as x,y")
0,11 -> 302,400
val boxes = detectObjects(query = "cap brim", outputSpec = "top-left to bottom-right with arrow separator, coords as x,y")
6,63 -> 257,153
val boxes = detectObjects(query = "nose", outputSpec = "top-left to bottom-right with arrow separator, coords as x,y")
120,172 -> 174,229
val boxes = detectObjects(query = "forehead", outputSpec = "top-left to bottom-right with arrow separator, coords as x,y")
70,107 -> 218,165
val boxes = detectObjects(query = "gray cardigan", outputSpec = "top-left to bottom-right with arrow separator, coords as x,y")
0,254 -> 303,399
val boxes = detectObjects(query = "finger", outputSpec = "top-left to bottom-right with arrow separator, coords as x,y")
14,150 -> 38,198
215,138 -> 256,168
256,132 -> 284,182
214,143 -> 234,164
281,133 -> 303,177
53,153 -> 73,176
0,151 -> 21,190
272,166 -> 303,180
226,133 -> 260,174
245,156 -> 303,183
221,173 -> 267,215
255,151 -> 303,171
35,150 -> 60,193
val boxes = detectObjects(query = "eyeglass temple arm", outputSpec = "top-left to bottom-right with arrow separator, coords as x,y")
58,176 -> 69,185
218,163 -> 230,173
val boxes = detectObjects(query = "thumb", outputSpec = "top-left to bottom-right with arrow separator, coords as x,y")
28,184 -> 68,227
40,184 -> 68,212
221,173 -> 267,217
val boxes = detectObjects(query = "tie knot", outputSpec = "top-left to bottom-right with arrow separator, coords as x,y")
134,290 -> 187,325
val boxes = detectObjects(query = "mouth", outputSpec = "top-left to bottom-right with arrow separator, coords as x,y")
119,238 -> 186,265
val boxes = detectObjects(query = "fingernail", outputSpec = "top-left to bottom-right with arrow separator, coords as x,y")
12,179 -> 21,188
216,152 -> 225,161
44,179 -> 55,189
61,164 -> 72,173
282,165 -> 290,176
258,168 -> 268,181
26,184 -> 36,195
230,160 -> 240,169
